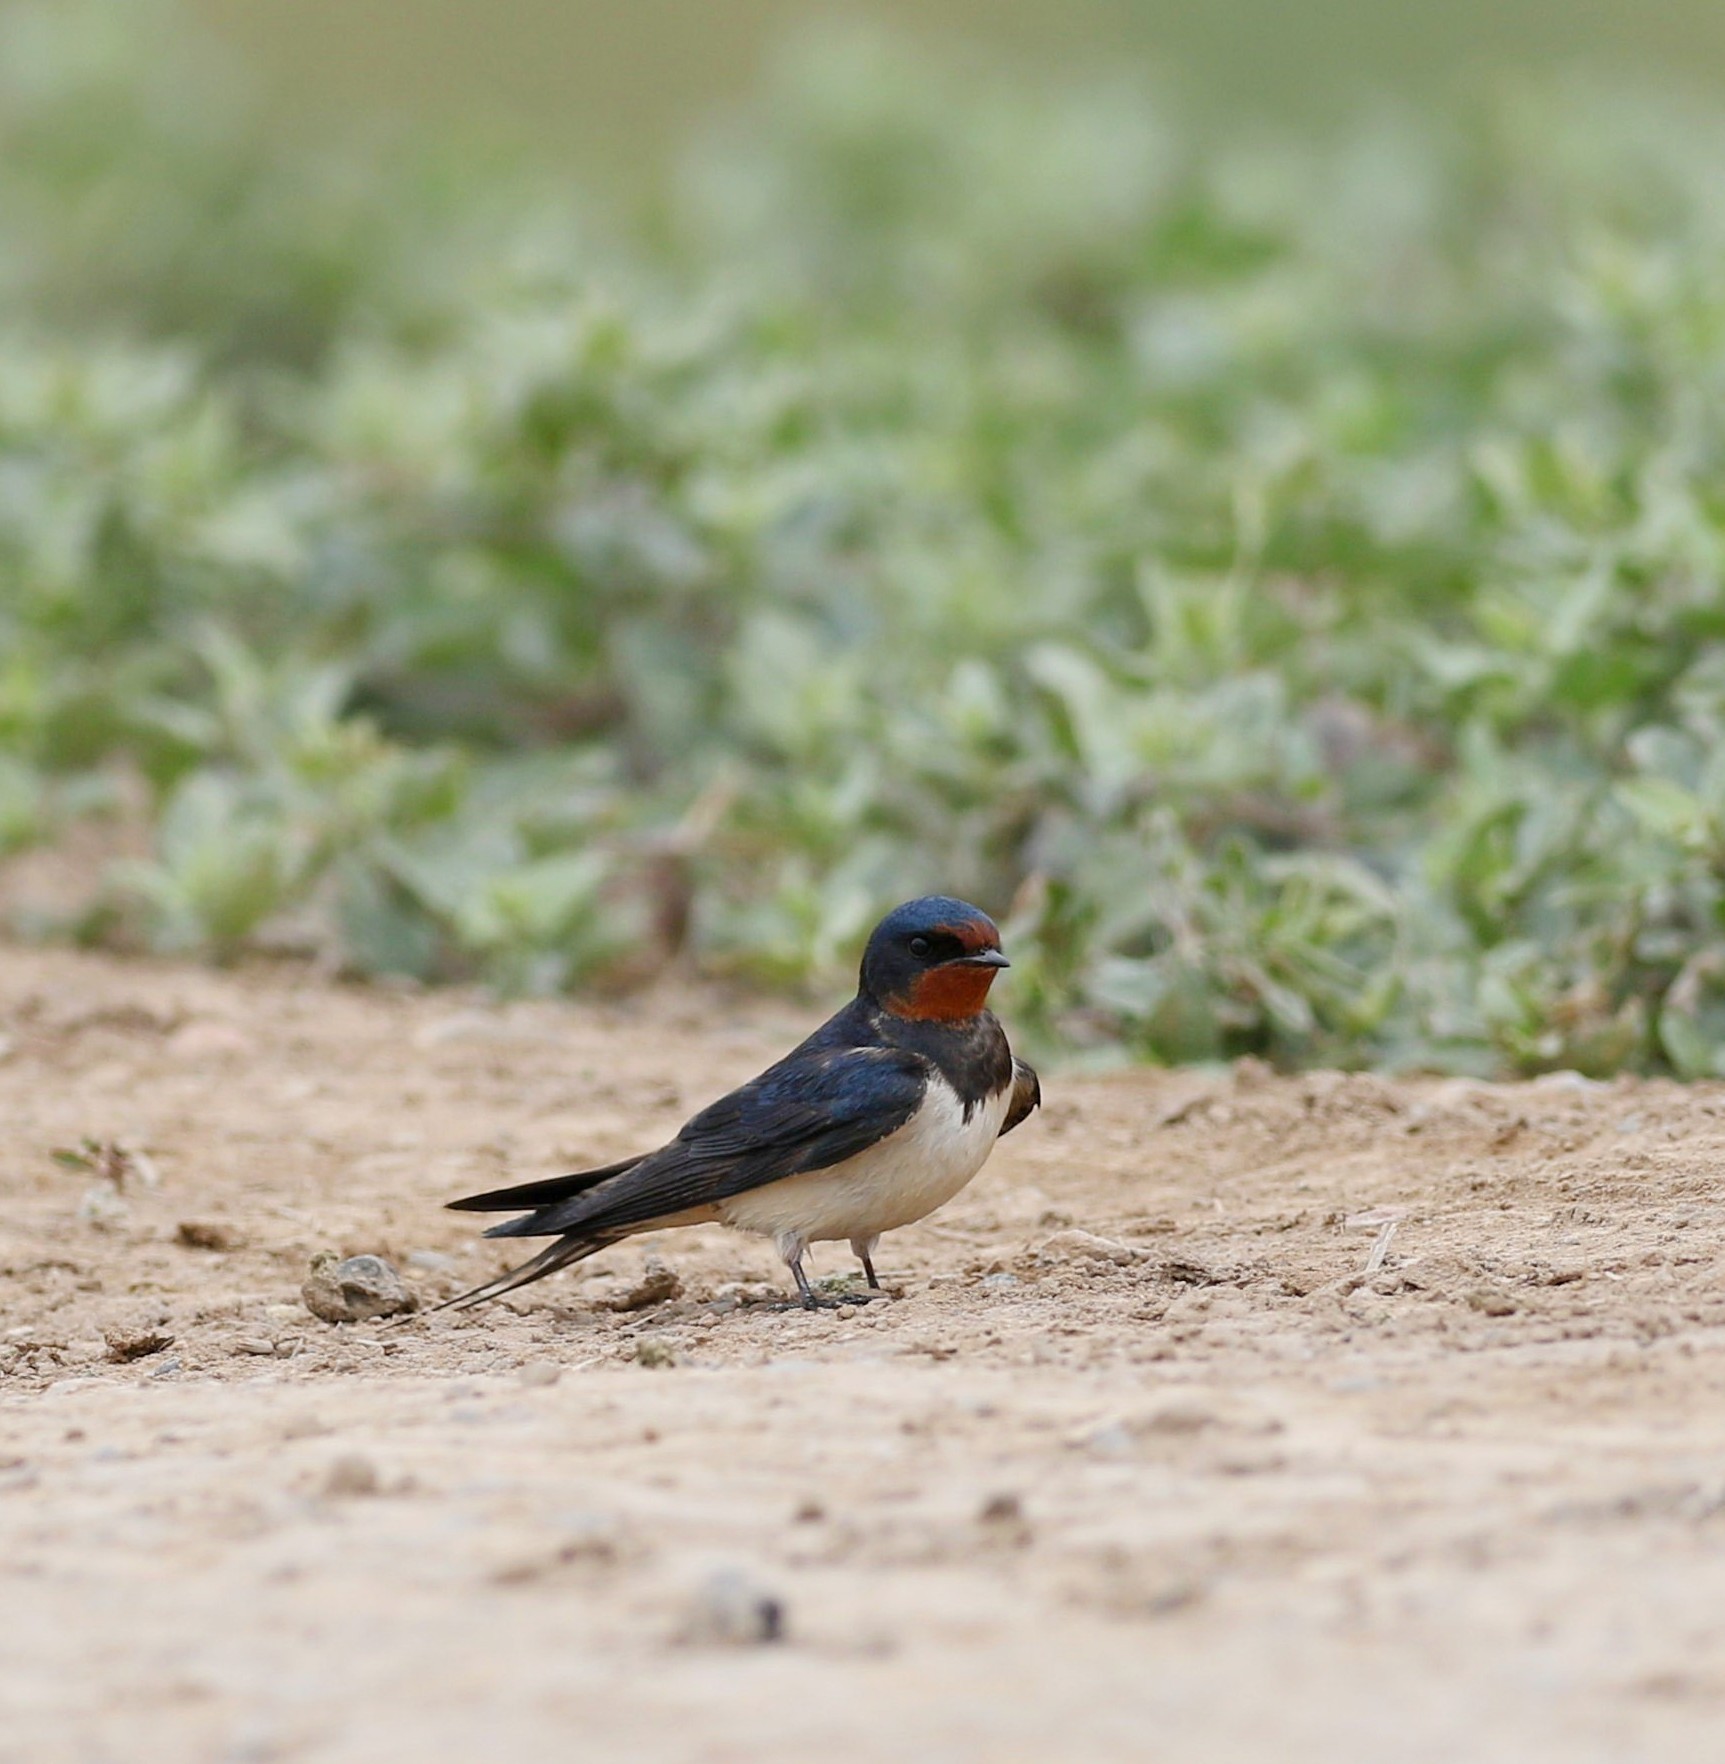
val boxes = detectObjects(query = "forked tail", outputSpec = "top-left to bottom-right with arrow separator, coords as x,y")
425,1233 -> 618,1314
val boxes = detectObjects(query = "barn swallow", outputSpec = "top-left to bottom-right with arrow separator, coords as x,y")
438,896 -> 1041,1312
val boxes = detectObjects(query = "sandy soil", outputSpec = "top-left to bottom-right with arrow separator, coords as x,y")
4,943 -> 1725,1763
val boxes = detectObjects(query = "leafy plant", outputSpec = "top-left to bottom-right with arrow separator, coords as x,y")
7,3 -> 1725,1073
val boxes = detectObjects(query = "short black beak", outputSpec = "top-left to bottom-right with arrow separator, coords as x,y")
956,948 -> 1010,969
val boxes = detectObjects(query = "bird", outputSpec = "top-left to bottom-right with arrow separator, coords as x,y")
437,895 -> 1041,1313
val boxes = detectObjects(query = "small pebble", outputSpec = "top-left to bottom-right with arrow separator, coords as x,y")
176,1220 -> 240,1251
713,1281 -> 779,1307
604,1256 -> 684,1312
519,1361 -> 562,1388
79,1187 -> 129,1232
302,1253 -> 418,1324
104,1326 -> 174,1364
1082,1422 -> 1137,1459
678,1569 -> 785,1646
321,1454 -> 380,1498
412,1011 -> 510,1047
977,1491 -> 1033,1547
167,1020 -> 255,1060
1040,1229 -> 1141,1266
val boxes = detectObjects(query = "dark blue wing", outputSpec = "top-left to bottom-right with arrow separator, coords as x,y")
449,1154 -> 648,1214
1001,1058 -> 1040,1135
484,1043 -> 930,1240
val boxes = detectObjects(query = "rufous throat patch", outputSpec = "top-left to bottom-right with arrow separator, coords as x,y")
894,964 -> 999,1022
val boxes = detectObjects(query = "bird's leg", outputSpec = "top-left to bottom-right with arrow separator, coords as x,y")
778,1233 -> 819,1311
785,1255 -> 868,1310
841,1234 -> 890,1302
851,1233 -> 882,1291
788,1252 -> 819,1311
780,1236 -> 888,1310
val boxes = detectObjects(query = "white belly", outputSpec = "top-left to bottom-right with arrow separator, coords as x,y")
717,1075 -> 1011,1250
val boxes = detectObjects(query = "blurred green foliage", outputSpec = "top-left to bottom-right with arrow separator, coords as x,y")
10,3 -> 1725,1075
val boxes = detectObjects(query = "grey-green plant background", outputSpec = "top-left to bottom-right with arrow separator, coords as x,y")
9,0 -> 1725,1077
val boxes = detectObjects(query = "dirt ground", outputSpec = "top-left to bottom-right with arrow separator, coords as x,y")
4,944 -> 1725,1763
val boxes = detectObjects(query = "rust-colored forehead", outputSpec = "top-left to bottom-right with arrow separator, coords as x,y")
933,918 -> 999,951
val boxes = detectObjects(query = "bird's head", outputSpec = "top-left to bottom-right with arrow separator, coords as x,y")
860,896 -> 1010,1023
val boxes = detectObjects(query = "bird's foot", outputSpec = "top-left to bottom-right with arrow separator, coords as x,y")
785,1272 -> 895,1311
787,1255 -> 897,1310
785,1290 -> 893,1312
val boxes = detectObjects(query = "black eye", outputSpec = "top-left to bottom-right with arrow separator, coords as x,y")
908,935 -> 931,959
